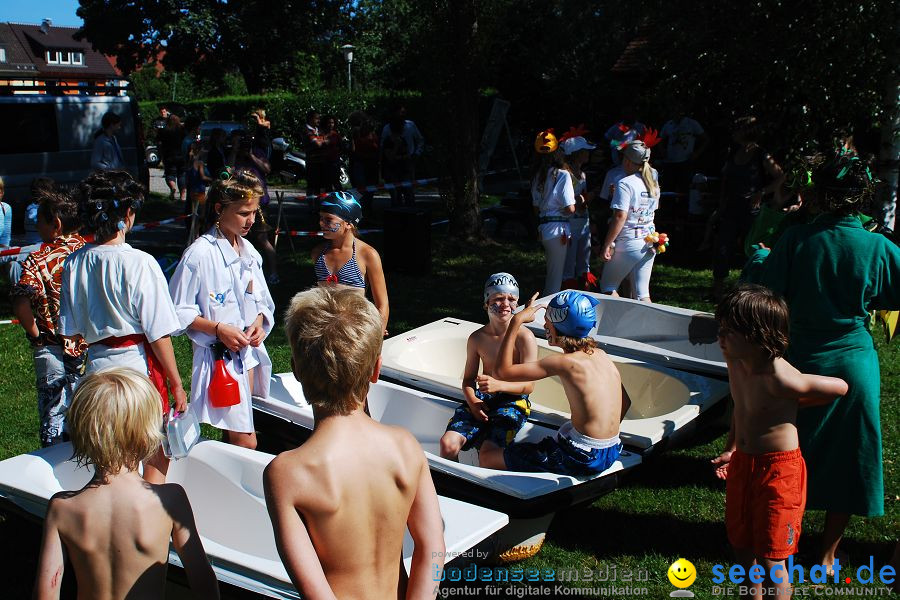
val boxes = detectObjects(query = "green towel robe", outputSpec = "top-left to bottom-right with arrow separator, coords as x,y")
757,214 -> 900,516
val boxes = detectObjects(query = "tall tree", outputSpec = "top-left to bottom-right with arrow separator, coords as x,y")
76,0 -> 346,93
636,0 -> 898,221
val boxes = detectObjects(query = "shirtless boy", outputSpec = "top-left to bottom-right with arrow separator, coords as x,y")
439,273 -> 537,466
265,287 -> 445,600
33,368 -> 218,600
481,290 -> 631,475
711,284 -> 848,600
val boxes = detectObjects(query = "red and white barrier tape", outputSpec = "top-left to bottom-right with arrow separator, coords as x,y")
0,214 -> 192,258
282,167 -> 518,203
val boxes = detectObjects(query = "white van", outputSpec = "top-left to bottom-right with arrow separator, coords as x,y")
0,94 -> 147,217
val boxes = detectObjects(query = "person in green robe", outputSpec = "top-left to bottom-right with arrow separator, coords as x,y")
751,153 -> 900,573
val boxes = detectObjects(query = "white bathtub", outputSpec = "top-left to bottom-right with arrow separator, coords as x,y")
0,441 -> 508,599
254,376 -> 642,520
526,292 -> 726,377
379,318 -> 730,451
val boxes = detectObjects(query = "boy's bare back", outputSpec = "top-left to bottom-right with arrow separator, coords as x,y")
548,348 -> 626,440
265,413 -> 441,600
37,474 -> 205,600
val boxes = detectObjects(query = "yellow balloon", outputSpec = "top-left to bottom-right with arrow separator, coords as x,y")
667,558 -> 697,588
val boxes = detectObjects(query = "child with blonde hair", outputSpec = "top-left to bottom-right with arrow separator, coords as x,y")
33,368 -> 218,600
169,168 -> 275,450
265,287 -> 444,600
599,139 -> 661,302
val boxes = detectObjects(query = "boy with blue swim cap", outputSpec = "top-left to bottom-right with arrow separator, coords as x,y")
481,290 -> 632,476
439,273 -> 538,467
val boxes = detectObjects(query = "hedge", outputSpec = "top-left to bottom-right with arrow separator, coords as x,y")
138,89 -> 427,148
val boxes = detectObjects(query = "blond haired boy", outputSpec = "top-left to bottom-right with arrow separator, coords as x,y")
265,287 -> 445,600
33,368 -> 218,600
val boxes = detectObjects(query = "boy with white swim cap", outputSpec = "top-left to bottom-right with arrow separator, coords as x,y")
439,273 -> 538,467
482,291 -> 632,475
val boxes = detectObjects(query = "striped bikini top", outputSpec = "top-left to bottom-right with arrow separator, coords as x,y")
314,241 -> 366,288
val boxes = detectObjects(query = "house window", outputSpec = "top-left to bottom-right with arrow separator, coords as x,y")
0,48 -> 6,63
44,50 -> 84,66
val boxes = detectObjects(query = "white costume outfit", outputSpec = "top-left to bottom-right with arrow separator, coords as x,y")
532,168 -> 575,296
599,171 -> 659,300
660,117 -> 704,164
563,171 -> 591,280
60,243 -> 179,376
169,229 -> 274,433
599,165 -> 627,202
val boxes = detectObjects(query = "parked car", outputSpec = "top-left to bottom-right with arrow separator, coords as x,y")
199,121 -> 246,143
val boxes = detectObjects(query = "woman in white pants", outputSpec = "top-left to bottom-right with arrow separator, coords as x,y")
561,136 -> 597,289
532,130 -> 576,297
599,140 -> 661,302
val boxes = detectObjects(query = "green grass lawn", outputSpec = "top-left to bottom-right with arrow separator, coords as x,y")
0,202 -> 896,599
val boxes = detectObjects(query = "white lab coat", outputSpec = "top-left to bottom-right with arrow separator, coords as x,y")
169,229 -> 274,432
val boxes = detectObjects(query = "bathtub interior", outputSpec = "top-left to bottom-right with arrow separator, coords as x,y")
166,442 -> 281,563
381,319 -> 697,421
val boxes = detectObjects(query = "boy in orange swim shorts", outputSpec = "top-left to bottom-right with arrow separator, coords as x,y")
710,285 -> 848,600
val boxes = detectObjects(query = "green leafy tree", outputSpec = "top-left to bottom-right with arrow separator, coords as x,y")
636,0 -> 898,223
77,0 -> 345,93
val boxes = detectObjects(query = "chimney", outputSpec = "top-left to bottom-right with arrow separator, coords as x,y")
40,18 -> 52,34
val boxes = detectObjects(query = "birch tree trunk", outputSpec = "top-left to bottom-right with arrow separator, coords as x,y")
876,21 -> 899,231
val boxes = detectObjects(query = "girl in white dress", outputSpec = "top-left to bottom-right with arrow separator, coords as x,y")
169,169 -> 274,449
60,170 -> 187,484
598,140 -> 661,302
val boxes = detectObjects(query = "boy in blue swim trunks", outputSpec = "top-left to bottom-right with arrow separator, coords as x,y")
439,273 -> 538,467
482,290 -> 631,476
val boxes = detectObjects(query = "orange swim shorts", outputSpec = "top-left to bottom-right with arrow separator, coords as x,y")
725,448 -> 807,560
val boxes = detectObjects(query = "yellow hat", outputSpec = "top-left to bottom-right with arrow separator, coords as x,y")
534,129 -> 558,154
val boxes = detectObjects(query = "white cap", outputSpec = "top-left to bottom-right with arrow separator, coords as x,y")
484,272 -> 519,302
561,136 -> 597,155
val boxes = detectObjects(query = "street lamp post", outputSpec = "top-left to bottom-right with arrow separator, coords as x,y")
340,44 -> 354,92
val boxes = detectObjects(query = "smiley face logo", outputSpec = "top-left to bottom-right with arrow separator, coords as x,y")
667,558 -> 696,589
